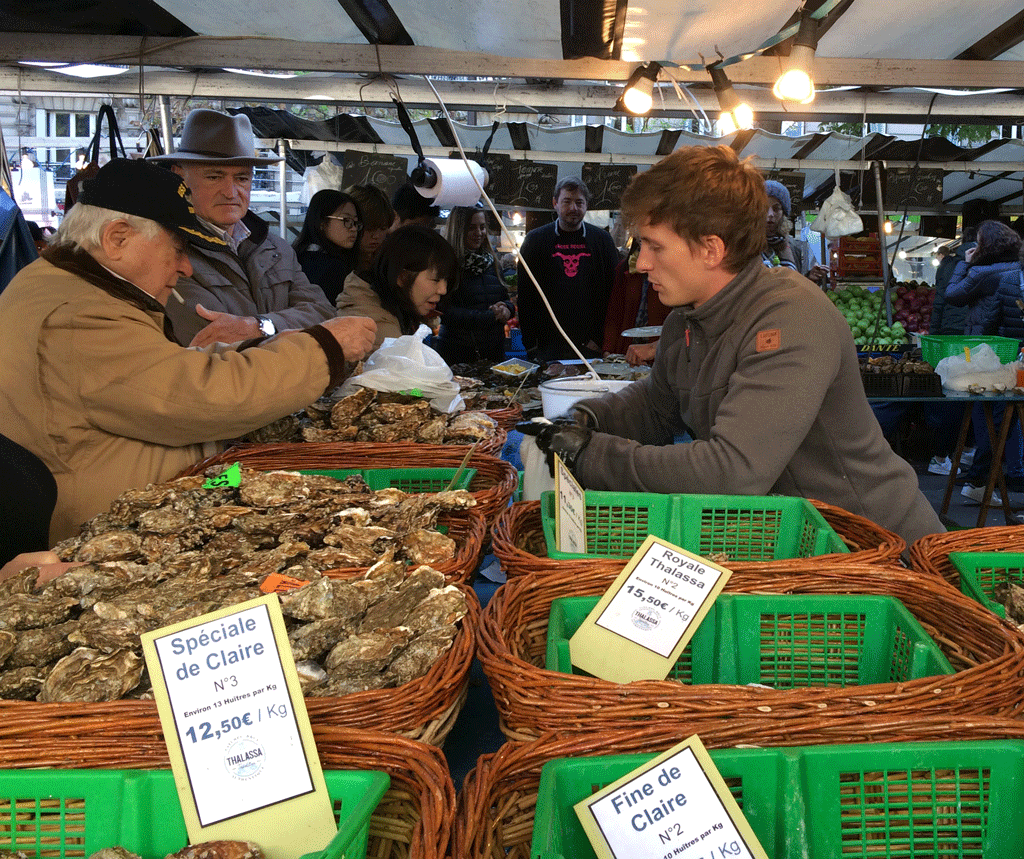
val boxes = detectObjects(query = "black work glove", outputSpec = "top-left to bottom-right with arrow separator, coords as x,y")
517,417 -> 593,478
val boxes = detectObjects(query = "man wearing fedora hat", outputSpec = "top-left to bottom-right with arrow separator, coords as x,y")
0,158 -> 376,544
150,109 -> 336,348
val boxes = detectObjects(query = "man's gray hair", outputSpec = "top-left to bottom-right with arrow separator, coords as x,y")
52,203 -> 163,250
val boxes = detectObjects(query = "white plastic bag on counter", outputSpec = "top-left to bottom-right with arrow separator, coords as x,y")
339,325 -> 465,413
935,343 -> 1018,391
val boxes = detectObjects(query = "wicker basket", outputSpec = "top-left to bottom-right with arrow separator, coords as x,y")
0,583 -> 479,749
476,564 -> 1024,742
479,403 -> 523,432
491,499 -> 904,579
178,441 -> 518,528
910,525 -> 1024,586
453,717 -> 1024,859
0,727 -> 454,859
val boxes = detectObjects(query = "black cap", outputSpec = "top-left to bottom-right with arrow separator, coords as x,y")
78,158 -> 226,249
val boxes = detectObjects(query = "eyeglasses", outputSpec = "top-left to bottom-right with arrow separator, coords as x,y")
325,215 -> 361,230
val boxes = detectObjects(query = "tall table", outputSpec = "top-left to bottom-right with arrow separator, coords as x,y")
868,394 -> 1024,528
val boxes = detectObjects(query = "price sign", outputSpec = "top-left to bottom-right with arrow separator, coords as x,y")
569,535 -> 731,683
341,151 -> 410,199
141,595 -> 336,859
575,736 -> 768,859
554,453 -> 587,554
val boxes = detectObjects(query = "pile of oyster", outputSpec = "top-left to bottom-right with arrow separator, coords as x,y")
0,469 -> 473,702
240,388 -> 499,445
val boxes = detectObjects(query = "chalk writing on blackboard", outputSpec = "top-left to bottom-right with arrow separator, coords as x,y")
508,161 -> 559,209
341,151 -> 410,198
581,164 -> 637,210
886,167 -> 944,209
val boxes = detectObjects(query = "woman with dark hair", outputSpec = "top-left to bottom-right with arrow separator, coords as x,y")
346,184 -> 396,276
336,224 -> 457,352
946,218 -> 1024,499
436,205 -> 514,364
293,189 -> 361,304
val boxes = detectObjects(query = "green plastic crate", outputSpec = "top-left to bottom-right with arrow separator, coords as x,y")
299,467 -> 476,493
919,334 -> 1021,367
545,593 -> 953,686
539,491 -> 849,561
0,768 -> 390,859
532,740 -> 1024,859
949,551 -> 1024,619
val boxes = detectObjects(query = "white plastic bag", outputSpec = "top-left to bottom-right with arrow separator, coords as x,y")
339,325 -> 465,413
300,155 -> 345,205
935,343 -> 1017,391
817,183 -> 863,239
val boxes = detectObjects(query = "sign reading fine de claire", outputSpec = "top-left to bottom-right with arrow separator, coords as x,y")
151,601 -> 314,826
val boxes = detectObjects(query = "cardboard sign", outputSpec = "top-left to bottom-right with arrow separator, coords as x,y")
569,535 -> 731,683
141,595 -> 337,859
574,735 -> 768,859
554,453 -> 587,554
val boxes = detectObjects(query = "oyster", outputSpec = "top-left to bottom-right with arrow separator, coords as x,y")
330,387 -> 376,427
416,416 -> 448,444
359,566 -> 445,632
39,647 -> 144,702
0,631 -> 15,668
384,627 -> 458,686
403,585 -> 469,634
0,666 -> 44,700
324,627 -> 412,675
168,842 -> 265,859
0,566 -> 39,597
240,414 -> 301,444
6,620 -> 79,668
0,593 -> 79,630
445,411 -> 498,442
88,848 -> 141,859
288,618 -> 350,661
67,615 -> 155,653
401,529 -> 456,566
74,530 -> 142,562
295,660 -> 328,694
238,470 -> 315,508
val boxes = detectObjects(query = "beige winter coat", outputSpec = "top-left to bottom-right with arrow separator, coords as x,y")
0,249 -> 346,543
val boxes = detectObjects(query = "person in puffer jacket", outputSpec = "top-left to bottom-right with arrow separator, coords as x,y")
945,219 -> 1024,497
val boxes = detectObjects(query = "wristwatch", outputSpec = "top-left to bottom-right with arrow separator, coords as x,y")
257,315 -> 276,336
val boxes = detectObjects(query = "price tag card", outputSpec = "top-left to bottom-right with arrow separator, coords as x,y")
141,595 -> 337,859
554,453 -> 587,555
575,735 -> 768,859
569,534 -> 731,683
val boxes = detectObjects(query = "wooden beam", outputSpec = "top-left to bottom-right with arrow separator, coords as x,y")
4,33 -> 1024,88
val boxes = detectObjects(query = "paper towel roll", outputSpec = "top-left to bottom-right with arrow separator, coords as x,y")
414,158 -> 487,207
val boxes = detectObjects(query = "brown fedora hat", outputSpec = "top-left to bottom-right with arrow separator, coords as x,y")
149,109 -> 282,165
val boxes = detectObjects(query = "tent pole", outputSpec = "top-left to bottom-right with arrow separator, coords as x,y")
873,161 -> 892,325
278,139 -> 287,239
158,96 -> 173,154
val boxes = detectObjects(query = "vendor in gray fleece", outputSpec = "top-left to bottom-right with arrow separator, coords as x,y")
531,145 -> 942,548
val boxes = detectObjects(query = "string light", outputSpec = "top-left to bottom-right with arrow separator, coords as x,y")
617,62 -> 662,115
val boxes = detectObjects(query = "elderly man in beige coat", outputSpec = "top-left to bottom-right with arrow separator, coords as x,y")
0,158 -> 375,544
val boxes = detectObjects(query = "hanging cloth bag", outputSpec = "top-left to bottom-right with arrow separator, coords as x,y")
63,104 -> 127,212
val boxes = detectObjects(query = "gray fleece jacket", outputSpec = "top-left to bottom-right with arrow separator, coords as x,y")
576,258 -> 943,548
165,211 -> 336,345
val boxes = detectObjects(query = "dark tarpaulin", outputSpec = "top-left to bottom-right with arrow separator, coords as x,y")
0,189 -> 38,294
560,0 -> 628,60
231,107 -> 384,175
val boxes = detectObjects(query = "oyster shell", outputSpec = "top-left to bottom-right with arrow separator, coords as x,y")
168,841 -> 265,859
401,529 -> 456,566
39,647 -> 144,702
288,617 -> 350,662
0,666 -> 44,700
74,530 -> 142,562
329,387 -> 375,427
324,627 -> 412,675
384,627 -> 458,686
6,620 -> 79,668
403,585 -> 469,634
0,593 -> 79,630
359,566 -> 445,632
0,631 -> 16,668
88,848 -> 141,859
295,660 -> 328,694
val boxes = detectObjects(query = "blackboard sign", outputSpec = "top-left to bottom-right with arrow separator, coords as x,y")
765,171 -> 805,213
507,160 -> 559,209
919,214 -> 958,239
451,151 -> 513,206
581,163 -> 637,210
885,167 -> 944,209
341,151 -> 409,199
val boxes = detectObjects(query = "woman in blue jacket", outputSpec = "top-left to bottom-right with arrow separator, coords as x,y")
437,205 -> 514,365
946,219 -> 1024,498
